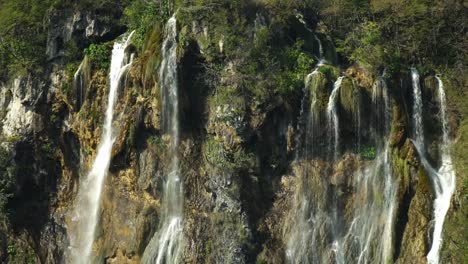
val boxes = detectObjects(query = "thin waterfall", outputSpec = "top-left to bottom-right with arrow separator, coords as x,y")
342,73 -> 396,264
326,76 -> 345,264
142,15 -> 184,264
295,12 -> 325,64
314,35 -> 325,64
410,71 -> 456,264
327,76 -> 344,160
426,76 -> 456,264
68,31 -> 135,264
295,72 -> 317,159
411,68 -> 424,145
73,61 -> 84,110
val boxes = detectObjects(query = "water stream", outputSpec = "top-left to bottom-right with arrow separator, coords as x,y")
142,15 -> 184,264
68,31 -> 135,264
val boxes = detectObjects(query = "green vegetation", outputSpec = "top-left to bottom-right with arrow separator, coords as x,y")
123,0 -> 163,50
337,22 -> 385,71
6,241 -> 36,264
318,0 -> 465,73
84,43 -> 112,70
0,0 -> 54,77
203,138 -> 254,171
360,146 -> 376,160
0,0 -> 129,79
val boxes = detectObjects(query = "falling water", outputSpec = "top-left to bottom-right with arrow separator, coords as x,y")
142,15 -> 184,264
73,61 -> 84,110
410,71 -> 456,264
287,65 -> 333,264
425,76 -> 456,264
314,35 -> 324,62
295,12 -> 325,64
326,76 -> 345,264
68,31 -> 135,264
342,73 -> 397,264
327,76 -> 344,159
411,68 -> 424,145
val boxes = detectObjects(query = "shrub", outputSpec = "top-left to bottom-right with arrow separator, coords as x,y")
123,0 -> 163,50
84,43 -> 111,70
360,146 -> 376,160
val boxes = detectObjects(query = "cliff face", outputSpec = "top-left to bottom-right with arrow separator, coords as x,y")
0,1 -> 466,264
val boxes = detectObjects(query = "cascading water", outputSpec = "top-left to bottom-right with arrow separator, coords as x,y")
314,35 -> 325,64
425,76 -> 456,264
327,76 -> 344,159
73,61 -> 84,110
288,70 -> 400,263
327,76 -> 345,264
411,68 -> 425,145
287,64 -> 334,264
141,15 -> 184,264
410,70 -> 455,264
295,12 -> 325,64
342,73 -> 397,264
67,31 -> 135,264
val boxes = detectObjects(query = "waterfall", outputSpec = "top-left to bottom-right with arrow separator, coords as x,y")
288,67 -> 400,263
314,35 -> 324,63
425,76 -> 456,264
68,31 -> 135,264
411,68 -> 424,145
342,74 -> 396,264
410,71 -> 455,264
287,67 -> 332,264
73,61 -> 84,110
326,76 -> 345,264
142,15 -> 184,264
295,12 -> 325,64
295,72 -> 317,159
327,76 -> 344,159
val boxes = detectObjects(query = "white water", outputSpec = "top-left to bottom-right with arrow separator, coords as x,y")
426,76 -> 456,264
326,76 -> 345,264
343,74 -> 396,264
327,76 -> 344,159
142,15 -> 184,264
73,61 -> 84,109
411,68 -> 424,145
288,71 -> 399,263
68,31 -> 135,264
314,35 -> 324,61
410,70 -> 456,264
287,66 -> 331,264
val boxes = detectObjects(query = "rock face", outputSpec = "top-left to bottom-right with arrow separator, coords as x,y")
1,77 -> 44,137
46,8 -> 125,61
0,3 -> 465,264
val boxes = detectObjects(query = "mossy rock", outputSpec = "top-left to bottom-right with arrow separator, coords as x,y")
306,65 -> 340,118
339,77 -> 361,121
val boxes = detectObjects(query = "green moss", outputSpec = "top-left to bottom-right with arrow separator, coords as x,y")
317,65 -> 339,80
339,77 -> 359,115
307,67 -> 339,114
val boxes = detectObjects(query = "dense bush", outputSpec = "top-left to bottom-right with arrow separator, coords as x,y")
84,43 -> 112,70
319,0 -> 466,71
123,0 -> 164,50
